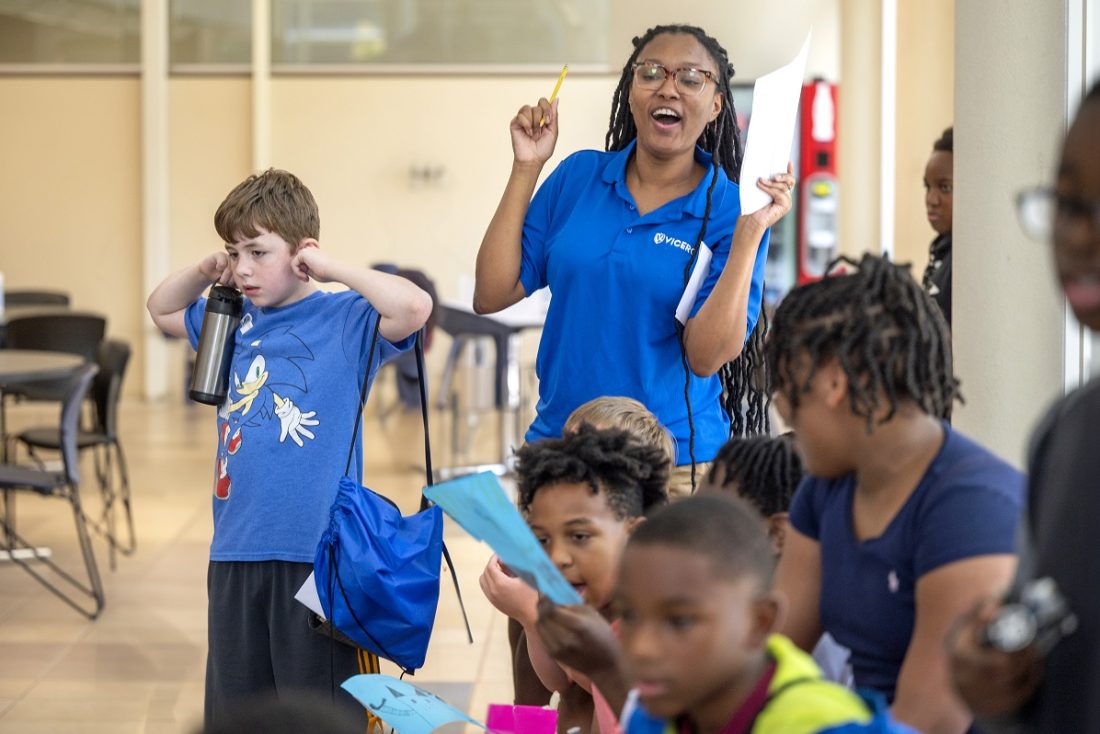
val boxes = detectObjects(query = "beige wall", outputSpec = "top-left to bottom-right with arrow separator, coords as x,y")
168,79 -> 252,274
0,78 -> 145,392
952,1 -> 1068,466
836,0 -> 880,258
894,0 -> 954,273
268,76 -> 618,302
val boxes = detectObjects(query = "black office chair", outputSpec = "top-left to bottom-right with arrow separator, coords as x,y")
3,312 -> 104,362
16,340 -> 134,570
2,312 -> 105,401
0,364 -> 104,619
4,290 -> 70,307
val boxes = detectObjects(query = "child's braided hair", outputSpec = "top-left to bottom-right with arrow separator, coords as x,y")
766,253 -> 960,429
706,433 -> 802,517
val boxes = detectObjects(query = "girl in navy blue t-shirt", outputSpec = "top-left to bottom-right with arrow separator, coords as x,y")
768,254 -> 1024,734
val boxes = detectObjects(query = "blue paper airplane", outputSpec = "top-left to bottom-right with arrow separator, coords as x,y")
424,472 -> 582,605
342,674 -> 487,734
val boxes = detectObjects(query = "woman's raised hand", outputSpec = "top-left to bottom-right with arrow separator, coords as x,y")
748,161 -> 797,230
510,97 -> 559,166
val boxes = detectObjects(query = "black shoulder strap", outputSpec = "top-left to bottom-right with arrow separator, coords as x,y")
344,314 -> 383,477
414,328 -> 473,644
344,317 -> 473,645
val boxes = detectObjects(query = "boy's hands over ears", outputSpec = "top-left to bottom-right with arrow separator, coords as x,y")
199,252 -> 233,285
536,595 -> 622,680
291,244 -> 338,283
480,555 -> 538,626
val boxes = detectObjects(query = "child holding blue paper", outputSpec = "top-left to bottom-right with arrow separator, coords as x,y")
503,396 -> 676,717
481,426 -> 669,733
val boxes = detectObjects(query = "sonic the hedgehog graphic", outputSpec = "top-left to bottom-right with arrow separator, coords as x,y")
213,327 -> 318,500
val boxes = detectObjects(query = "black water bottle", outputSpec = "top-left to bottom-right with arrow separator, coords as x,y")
189,285 -> 243,405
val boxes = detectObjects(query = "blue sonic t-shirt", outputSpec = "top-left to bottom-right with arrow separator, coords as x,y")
519,140 -> 770,465
185,289 -> 412,562
789,423 -> 1024,702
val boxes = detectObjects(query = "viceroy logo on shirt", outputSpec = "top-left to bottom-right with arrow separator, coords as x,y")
653,232 -> 693,253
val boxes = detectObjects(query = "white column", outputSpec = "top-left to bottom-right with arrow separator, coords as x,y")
952,1 -> 1072,466
879,0 -> 896,258
252,0 -> 271,172
141,0 -> 170,399
1066,0 -> 1100,385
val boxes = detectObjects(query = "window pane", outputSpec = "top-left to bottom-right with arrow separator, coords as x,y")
271,0 -> 609,66
171,0 -> 250,66
0,0 -> 139,64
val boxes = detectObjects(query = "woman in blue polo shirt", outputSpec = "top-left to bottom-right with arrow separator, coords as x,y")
474,24 -> 794,497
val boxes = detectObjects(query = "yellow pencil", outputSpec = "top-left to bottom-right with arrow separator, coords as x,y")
540,64 -> 568,127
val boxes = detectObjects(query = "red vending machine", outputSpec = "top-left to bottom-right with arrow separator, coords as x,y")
797,79 -> 839,284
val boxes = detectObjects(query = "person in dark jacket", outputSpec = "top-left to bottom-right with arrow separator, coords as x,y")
922,127 -> 953,326
949,80 -> 1100,733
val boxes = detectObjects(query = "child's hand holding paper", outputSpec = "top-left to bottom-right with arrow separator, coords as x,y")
480,554 -> 539,625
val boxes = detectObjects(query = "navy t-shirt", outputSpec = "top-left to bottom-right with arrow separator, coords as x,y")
788,423 -> 1023,700
185,289 -> 412,562
518,140 -> 770,465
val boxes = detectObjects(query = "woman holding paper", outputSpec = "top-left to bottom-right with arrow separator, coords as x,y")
475,24 -> 794,498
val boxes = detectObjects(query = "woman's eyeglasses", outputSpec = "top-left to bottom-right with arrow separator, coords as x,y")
1017,187 -> 1100,240
631,62 -> 715,96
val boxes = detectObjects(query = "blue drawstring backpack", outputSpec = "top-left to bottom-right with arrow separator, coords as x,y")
314,316 -> 470,674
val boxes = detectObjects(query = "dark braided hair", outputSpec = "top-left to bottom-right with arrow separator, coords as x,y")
605,24 -> 770,492
704,433 -> 803,517
766,253 -> 960,430
515,425 -> 670,519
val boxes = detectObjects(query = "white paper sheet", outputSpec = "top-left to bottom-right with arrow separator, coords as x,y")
739,31 -> 812,216
674,242 -> 713,325
294,570 -> 326,620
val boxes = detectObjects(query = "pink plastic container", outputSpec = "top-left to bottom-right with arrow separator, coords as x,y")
485,703 -> 557,734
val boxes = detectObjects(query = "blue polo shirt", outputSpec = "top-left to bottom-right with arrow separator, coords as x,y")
519,140 -> 769,465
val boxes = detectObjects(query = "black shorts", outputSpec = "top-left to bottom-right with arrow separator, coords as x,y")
204,560 -> 373,730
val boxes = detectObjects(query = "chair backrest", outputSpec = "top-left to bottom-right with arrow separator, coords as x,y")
59,364 -> 99,485
92,339 -> 131,438
4,312 -> 106,363
4,290 -> 71,307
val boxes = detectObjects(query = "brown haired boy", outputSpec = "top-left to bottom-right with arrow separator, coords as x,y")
147,168 -> 432,726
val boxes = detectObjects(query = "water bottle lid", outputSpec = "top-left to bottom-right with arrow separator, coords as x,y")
206,284 -> 244,316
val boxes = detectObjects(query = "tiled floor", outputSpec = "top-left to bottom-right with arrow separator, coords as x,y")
0,387 -> 516,733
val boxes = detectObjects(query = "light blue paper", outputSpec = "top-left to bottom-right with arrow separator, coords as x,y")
342,674 -> 486,734
424,472 -> 583,605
